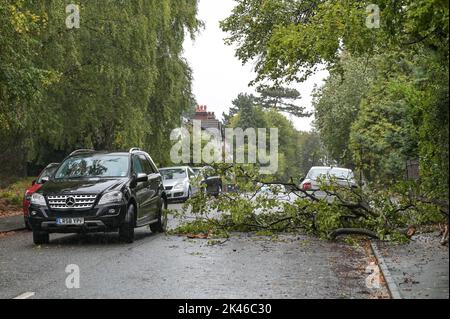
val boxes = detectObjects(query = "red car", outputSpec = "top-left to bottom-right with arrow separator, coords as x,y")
23,163 -> 59,230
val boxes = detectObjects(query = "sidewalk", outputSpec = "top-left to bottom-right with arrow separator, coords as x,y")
0,215 -> 25,233
376,232 -> 449,299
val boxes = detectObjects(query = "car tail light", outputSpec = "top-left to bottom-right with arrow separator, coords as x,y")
302,183 -> 312,191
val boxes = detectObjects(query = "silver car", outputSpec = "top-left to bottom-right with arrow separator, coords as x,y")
160,166 -> 198,201
300,167 -> 357,193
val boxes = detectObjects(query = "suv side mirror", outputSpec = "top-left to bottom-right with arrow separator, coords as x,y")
299,177 -> 306,184
131,173 -> 148,188
136,173 -> 148,183
41,177 -> 49,184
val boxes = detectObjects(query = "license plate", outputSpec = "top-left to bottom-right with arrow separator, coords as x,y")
56,218 -> 84,226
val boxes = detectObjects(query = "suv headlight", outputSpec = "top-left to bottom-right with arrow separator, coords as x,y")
98,191 -> 123,206
173,182 -> 185,191
30,193 -> 46,206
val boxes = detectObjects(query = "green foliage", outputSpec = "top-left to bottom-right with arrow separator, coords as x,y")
0,177 -> 35,206
314,49 -> 448,201
224,93 -> 326,180
416,52 -> 449,202
223,0 -> 449,206
313,53 -> 375,168
222,0 -> 448,84
349,52 -> 420,182
0,0 -> 56,176
1,0 -> 201,175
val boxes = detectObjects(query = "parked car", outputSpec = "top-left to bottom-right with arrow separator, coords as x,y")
28,148 -> 167,245
256,184 -> 292,202
300,167 -> 357,192
160,166 -> 198,202
23,163 -> 60,230
194,166 -> 223,197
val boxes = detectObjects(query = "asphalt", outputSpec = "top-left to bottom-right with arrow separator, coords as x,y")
0,204 -> 378,299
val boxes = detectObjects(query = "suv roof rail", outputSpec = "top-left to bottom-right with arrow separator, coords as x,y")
129,147 -> 142,154
69,149 -> 95,157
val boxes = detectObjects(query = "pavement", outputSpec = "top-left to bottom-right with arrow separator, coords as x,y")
376,232 -> 449,299
0,203 -> 382,299
0,215 -> 25,233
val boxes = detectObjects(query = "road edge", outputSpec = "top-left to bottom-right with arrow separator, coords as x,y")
0,227 -> 26,234
370,240 -> 402,299
0,215 -> 26,234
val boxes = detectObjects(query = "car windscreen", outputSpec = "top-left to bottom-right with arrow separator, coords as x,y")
307,168 -> 330,179
36,165 -> 59,184
308,168 -> 354,181
160,169 -> 187,180
328,168 -> 354,180
54,155 -> 129,179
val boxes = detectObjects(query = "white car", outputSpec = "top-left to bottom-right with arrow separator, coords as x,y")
256,184 -> 295,202
300,167 -> 357,192
160,166 -> 199,201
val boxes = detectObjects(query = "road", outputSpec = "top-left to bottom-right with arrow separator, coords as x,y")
0,203 -> 382,299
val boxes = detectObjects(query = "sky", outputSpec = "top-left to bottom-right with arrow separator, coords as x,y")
183,0 -> 329,132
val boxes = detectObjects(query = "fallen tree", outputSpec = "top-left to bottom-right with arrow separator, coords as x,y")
173,164 -> 448,243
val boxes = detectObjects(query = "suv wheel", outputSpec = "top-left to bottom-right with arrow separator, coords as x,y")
119,204 -> 135,243
150,198 -> 168,233
33,231 -> 49,245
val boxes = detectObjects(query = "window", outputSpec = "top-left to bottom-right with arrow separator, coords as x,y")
160,168 -> 187,180
37,166 -> 58,184
132,155 -> 144,175
55,155 -> 129,179
139,155 -> 154,175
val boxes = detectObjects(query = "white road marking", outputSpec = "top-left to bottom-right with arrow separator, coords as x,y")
13,292 -> 35,299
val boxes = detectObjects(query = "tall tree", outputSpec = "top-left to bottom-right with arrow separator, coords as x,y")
221,0 -> 449,84
223,0 -> 449,202
256,85 -> 310,117
0,1 -> 54,177
313,53 -> 376,168
0,0 -> 201,174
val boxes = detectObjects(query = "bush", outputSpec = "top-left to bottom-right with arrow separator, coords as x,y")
0,178 -> 35,207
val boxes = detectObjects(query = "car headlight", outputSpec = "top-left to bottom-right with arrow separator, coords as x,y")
173,183 -> 185,191
98,191 -> 123,206
30,193 -> 46,206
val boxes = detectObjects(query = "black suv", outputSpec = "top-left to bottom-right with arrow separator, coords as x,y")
28,148 -> 167,245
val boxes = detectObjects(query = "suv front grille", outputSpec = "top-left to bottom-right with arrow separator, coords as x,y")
47,195 -> 97,210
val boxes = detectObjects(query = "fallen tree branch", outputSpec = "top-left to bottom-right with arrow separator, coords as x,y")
416,196 -> 449,216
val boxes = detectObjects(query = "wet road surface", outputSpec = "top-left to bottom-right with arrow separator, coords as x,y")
1,204 -> 378,299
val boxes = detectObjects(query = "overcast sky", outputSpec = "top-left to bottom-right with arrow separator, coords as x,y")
183,0 -> 329,132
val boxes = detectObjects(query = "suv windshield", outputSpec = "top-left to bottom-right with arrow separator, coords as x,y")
160,168 -> 187,180
54,154 -> 129,179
